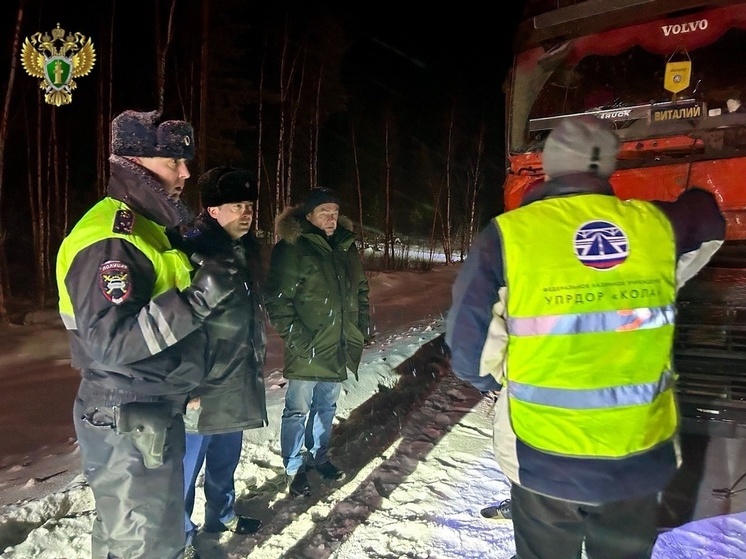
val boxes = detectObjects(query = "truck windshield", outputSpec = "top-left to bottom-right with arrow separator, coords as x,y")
510,6 -> 746,153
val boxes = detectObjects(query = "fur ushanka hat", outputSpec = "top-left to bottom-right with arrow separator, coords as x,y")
199,166 -> 257,208
111,110 -> 195,160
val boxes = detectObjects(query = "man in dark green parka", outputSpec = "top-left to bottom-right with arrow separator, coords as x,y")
265,187 -> 371,497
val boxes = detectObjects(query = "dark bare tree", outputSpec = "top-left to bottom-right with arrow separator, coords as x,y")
309,61 -> 324,190
285,47 -> 307,206
442,102 -> 455,265
0,1 -> 24,321
96,0 -> 115,197
350,120 -> 364,248
197,0 -> 209,177
383,110 -> 392,269
29,90 -> 47,307
157,0 -> 178,113
256,42 -> 266,232
464,118 -> 486,256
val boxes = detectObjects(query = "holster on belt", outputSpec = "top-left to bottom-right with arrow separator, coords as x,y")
114,401 -> 174,469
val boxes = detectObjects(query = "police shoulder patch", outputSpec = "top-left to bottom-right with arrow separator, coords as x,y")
99,260 -> 131,304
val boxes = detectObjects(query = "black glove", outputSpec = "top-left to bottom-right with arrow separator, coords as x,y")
183,254 -> 239,319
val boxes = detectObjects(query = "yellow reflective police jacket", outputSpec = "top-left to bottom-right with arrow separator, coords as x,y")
496,193 -> 678,459
57,197 -> 192,328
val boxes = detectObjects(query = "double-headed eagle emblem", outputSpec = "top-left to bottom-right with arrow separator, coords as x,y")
21,23 -> 96,107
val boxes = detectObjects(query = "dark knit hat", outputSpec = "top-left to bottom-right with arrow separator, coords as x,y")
111,110 -> 195,160
199,166 -> 257,208
302,187 -> 340,214
542,115 -> 619,178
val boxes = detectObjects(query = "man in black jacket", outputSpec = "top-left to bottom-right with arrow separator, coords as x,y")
56,111 -> 239,559
169,166 -> 268,549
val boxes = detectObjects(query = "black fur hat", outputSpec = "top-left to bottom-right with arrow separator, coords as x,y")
199,166 -> 257,208
111,110 -> 195,160
301,187 -> 340,214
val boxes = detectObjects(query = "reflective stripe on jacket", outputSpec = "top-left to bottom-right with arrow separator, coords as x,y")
56,158 -> 206,397
497,193 -> 678,460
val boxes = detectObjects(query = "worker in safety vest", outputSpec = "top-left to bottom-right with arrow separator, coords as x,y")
446,115 -> 725,559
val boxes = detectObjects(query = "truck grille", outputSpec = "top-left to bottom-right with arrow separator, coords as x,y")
673,300 -> 746,437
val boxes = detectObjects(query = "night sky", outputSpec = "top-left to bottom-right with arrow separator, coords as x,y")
3,1 -> 524,172
0,0 -> 526,297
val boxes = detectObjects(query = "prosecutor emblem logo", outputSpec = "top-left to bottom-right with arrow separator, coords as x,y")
21,23 -> 96,106
573,220 -> 629,270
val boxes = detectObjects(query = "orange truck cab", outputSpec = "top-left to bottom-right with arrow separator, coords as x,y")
506,0 -> 746,239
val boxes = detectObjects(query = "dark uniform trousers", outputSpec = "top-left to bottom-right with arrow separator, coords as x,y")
511,482 -> 658,559
73,395 -> 187,559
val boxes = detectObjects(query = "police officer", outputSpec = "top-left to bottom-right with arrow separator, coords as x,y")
56,110 -> 237,559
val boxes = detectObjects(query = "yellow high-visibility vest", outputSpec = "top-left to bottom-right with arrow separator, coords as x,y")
496,194 -> 678,458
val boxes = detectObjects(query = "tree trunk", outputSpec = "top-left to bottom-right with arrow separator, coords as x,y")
350,121 -> 365,248
256,44 -> 266,232
275,22 -> 303,211
197,0 -> 209,177
467,119 -> 486,253
63,140 -> 70,235
100,0 -> 115,194
428,180 -> 442,264
0,1 -> 25,322
443,103 -> 455,265
311,62 -> 324,190
286,49 -> 307,206
32,90 -> 45,307
384,114 -> 392,269
275,25 -> 289,212
95,1 -> 113,197
158,0 -> 178,113
47,109 -> 60,302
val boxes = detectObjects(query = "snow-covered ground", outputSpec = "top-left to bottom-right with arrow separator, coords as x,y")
0,263 -> 745,558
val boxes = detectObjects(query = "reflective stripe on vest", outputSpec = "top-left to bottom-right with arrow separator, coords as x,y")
508,304 -> 675,335
496,194 -> 679,459
509,369 -> 675,409
56,198 -> 192,350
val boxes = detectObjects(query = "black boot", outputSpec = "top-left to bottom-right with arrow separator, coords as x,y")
287,470 -> 311,497
312,460 -> 346,481
480,498 -> 512,520
203,515 -> 262,535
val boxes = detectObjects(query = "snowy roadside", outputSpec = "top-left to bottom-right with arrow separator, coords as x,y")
0,318 -> 518,559
1,261 -> 746,558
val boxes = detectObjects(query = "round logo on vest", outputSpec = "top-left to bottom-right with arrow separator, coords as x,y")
573,220 -> 629,270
